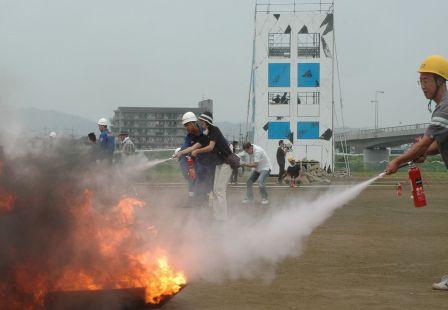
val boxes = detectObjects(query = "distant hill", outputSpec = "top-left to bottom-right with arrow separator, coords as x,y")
8,109 -> 369,144
13,108 -> 249,141
16,108 -> 98,137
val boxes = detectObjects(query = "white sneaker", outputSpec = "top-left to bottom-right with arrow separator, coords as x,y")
261,199 -> 269,205
432,275 -> 448,290
242,199 -> 253,204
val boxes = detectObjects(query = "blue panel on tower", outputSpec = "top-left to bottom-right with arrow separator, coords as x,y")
268,63 -> 290,87
297,63 -> 320,87
297,122 -> 319,139
268,122 -> 290,139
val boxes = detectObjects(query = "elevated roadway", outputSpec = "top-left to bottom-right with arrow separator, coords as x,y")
335,123 -> 430,167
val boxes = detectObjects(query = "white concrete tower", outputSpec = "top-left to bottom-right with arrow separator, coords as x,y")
247,1 -> 335,173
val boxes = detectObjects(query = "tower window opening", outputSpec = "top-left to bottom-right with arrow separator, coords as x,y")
268,33 -> 291,58
269,92 -> 290,105
297,92 -> 320,105
298,33 -> 320,58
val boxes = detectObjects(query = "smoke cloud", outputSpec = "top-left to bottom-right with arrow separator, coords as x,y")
173,177 -> 380,282
0,133 -> 379,307
0,138 -> 184,308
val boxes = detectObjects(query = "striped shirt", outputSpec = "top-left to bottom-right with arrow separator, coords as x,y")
425,92 -> 448,168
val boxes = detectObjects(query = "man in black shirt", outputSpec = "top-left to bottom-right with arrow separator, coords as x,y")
193,112 -> 232,221
276,140 -> 286,184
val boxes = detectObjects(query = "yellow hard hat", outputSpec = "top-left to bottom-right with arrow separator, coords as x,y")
418,55 -> 448,80
287,155 -> 295,162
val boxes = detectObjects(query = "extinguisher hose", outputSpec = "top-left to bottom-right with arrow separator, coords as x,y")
379,161 -> 412,178
398,161 -> 412,169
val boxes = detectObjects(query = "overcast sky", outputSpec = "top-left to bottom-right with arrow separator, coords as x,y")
0,0 -> 447,128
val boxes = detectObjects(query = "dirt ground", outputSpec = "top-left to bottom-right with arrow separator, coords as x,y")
140,181 -> 448,310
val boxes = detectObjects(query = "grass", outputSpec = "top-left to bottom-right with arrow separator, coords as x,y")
336,154 -> 448,179
138,153 -> 448,183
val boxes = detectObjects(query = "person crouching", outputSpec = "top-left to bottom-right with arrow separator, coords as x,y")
286,156 -> 300,188
241,142 -> 272,205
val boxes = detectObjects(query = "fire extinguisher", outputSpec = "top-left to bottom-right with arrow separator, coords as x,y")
408,164 -> 427,208
187,156 -> 196,180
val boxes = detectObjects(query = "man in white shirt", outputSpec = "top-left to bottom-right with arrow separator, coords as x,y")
241,142 -> 272,205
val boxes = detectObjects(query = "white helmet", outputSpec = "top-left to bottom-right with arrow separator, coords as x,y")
182,112 -> 197,125
49,131 -> 57,138
97,118 -> 108,126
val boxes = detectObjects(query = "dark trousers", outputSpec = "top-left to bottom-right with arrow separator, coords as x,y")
194,161 -> 215,205
231,167 -> 238,183
277,161 -> 285,182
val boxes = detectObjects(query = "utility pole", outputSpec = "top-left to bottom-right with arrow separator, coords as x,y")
370,90 -> 384,131
239,124 -> 243,145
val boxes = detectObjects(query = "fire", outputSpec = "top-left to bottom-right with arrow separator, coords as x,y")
61,191 -> 187,304
131,254 -> 187,304
148,256 -> 186,303
0,189 -> 186,308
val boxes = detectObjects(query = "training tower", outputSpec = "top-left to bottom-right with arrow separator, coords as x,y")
247,1 -> 335,173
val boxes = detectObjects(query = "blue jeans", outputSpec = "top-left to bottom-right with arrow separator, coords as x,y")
246,169 -> 270,200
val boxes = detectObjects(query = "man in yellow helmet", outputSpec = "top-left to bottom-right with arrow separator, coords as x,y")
386,55 -> 448,290
386,55 -> 448,174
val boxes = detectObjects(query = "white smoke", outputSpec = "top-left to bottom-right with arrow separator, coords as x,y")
0,128 -> 385,295
170,175 -> 383,282
121,156 -> 172,174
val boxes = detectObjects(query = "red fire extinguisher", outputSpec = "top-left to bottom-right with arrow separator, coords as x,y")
408,165 -> 427,208
187,156 -> 196,180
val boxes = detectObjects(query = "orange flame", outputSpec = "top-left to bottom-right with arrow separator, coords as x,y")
1,189 -> 186,308
61,191 -> 187,303
123,252 -> 187,304
145,256 -> 186,304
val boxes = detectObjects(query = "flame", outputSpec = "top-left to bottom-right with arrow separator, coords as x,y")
1,189 -> 186,308
126,253 -> 187,304
61,191 -> 187,303
146,256 -> 186,304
